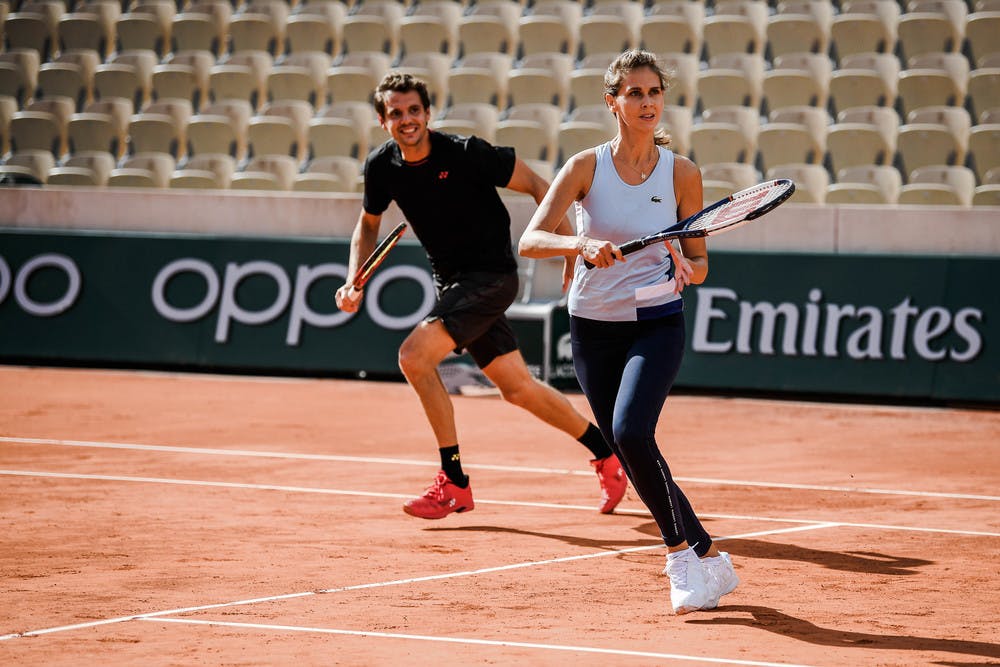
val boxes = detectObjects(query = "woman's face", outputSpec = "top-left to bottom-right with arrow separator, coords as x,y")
607,66 -> 664,131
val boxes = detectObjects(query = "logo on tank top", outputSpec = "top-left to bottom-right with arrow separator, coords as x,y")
651,195 -> 662,203
438,171 -> 449,179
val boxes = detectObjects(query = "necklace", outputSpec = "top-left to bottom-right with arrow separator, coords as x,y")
613,141 -> 657,181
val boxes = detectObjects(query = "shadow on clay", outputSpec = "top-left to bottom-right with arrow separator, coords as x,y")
686,605 -> 1000,661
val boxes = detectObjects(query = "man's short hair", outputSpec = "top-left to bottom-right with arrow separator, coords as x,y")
373,72 -> 432,119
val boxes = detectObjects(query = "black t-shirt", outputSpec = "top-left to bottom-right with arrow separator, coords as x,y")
363,131 -> 518,281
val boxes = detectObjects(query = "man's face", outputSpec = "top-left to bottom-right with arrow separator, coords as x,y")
379,90 -> 430,151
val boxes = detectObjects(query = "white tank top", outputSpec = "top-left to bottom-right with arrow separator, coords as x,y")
568,142 -> 683,322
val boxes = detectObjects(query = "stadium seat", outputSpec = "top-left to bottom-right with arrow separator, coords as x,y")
447,52 -> 512,108
825,122 -> 894,175
458,0 -> 521,56
556,120 -> 613,167
701,105 -> 760,154
825,182 -> 888,204
151,63 -> 203,111
765,13 -> 830,60
968,124 -> 1000,183
93,63 -> 144,113
766,162 -> 829,202
702,0 -> 768,58
897,5 -> 965,63
968,68 -> 1000,122
495,119 -> 555,168
507,53 -> 572,111
838,164 -> 904,203
5,11 -> 55,60
568,103 -> 618,135
285,12 -> 342,56
762,52 -> 832,114
837,104 -> 899,148
70,106 -> 126,159
578,1 -> 642,60
660,53 -> 699,110
4,149 -> 56,183
294,155 -> 362,192
504,102 -> 563,150
341,0 -> 403,59
689,121 -> 755,165
697,53 -> 765,113
896,122 -> 965,175
268,52 -> 331,108
972,184 -> 1000,206
701,161 -> 762,190
897,51 -> 970,117
250,99 -> 311,163
399,1 -> 461,59
517,0 -> 582,58
108,152 -> 175,188
897,183 -> 964,205
36,63 -> 89,112
641,1 -> 705,57
432,102 -> 500,143
830,0 -> 899,60
907,105 -> 971,160
116,11 -> 168,58
173,152 -> 235,189
770,105 -> 831,149
9,110 -> 64,158
326,51 -> 393,105
660,104 -> 693,156
170,11 -> 220,56
756,121 -> 824,175
61,150 -> 116,186
0,49 -> 40,108
189,99 -> 252,161
907,164 -> 976,206
569,67 -> 608,113
307,116 -> 365,160
827,52 -> 899,115
231,154 -> 298,190
965,11 -> 1000,66
58,11 -> 113,60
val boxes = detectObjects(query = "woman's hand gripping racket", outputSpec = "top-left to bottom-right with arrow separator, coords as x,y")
352,222 -> 408,289
584,179 -> 795,269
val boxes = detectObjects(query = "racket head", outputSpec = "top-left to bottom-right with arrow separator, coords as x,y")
673,178 -> 796,239
352,222 -> 407,289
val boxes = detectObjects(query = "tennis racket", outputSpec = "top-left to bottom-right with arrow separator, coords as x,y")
352,222 -> 407,289
584,179 -> 795,269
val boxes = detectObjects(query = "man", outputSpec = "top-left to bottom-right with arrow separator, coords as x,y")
335,72 -> 626,519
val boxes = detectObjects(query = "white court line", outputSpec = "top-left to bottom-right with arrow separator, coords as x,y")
3,436 -> 997,502
4,469 -> 999,538
144,617 -> 818,667
0,523 -> 832,643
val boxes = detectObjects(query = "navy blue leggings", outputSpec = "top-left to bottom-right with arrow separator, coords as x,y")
570,312 -> 712,553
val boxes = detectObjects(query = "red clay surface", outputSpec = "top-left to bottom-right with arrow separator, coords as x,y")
1,365 -> 998,666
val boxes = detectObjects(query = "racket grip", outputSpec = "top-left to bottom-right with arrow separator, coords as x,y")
583,239 -> 649,270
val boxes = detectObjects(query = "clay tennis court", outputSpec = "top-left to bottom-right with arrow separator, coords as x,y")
1,364 -> 998,666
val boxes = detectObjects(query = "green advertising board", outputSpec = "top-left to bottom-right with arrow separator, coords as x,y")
1,229 -> 997,404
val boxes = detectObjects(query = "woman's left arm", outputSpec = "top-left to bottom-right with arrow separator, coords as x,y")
670,155 -> 709,292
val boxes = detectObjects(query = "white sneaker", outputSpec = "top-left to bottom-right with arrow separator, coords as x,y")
664,547 -> 712,615
702,551 -> 739,609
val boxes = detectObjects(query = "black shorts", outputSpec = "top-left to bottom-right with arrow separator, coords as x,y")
428,271 -> 519,368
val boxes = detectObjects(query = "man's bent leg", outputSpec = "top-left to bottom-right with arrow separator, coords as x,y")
481,350 -> 591,438
398,319 -> 462,447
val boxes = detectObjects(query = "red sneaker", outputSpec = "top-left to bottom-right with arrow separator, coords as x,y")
592,454 -> 627,514
403,471 -> 474,519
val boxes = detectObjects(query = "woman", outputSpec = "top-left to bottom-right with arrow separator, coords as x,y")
518,49 -> 738,614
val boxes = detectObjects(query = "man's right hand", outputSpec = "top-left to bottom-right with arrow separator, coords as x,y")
335,284 -> 363,312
